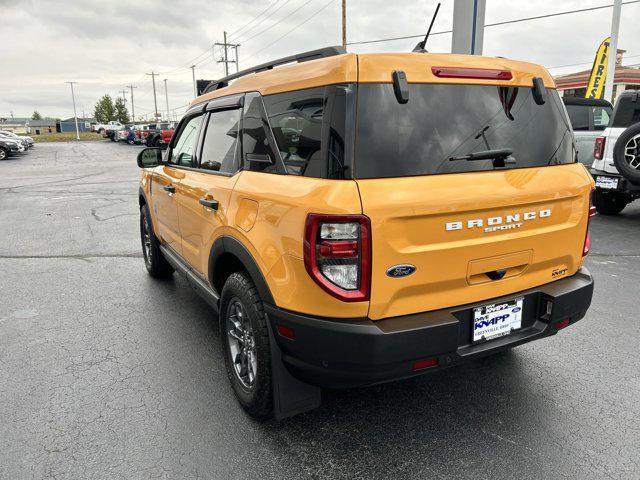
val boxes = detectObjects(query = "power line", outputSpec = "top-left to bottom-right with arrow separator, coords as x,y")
244,0 -> 337,63
227,0 -> 286,39
237,0 -> 316,45
347,0 -> 640,46
229,0 -> 294,42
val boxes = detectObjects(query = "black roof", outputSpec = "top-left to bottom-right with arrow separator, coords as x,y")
562,97 -> 612,108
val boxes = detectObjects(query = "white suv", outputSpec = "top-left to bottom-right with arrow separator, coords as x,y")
592,91 -> 640,215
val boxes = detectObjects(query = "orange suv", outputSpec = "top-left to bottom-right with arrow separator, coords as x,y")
136,47 -> 595,419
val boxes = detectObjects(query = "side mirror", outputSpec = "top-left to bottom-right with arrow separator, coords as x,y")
137,147 -> 162,168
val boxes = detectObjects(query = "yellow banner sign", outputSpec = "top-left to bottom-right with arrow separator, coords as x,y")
586,37 -> 611,99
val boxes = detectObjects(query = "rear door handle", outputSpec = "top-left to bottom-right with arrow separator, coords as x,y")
163,185 -> 175,193
199,198 -> 219,210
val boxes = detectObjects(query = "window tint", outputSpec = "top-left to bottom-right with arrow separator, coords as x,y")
355,84 -> 574,179
169,115 -> 203,167
263,88 -> 324,176
612,96 -> 640,128
241,93 -> 279,173
592,106 -> 611,130
200,109 -> 241,173
565,105 -> 590,131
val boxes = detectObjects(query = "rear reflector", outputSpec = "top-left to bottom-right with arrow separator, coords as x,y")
412,357 -> 439,371
431,66 -> 513,80
556,318 -> 570,330
276,324 -> 295,340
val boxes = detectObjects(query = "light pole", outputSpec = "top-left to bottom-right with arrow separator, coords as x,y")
65,81 -> 80,140
127,85 -> 137,125
604,0 -> 622,104
163,79 -> 170,122
191,65 -> 197,98
146,72 -> 159,121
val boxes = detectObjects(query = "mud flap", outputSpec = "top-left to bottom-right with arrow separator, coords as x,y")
266,319 -> 321,419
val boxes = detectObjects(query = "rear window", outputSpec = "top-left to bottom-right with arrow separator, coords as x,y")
565,105 -> 590,131
355,84 -> 575,179
612,96 -> 640,128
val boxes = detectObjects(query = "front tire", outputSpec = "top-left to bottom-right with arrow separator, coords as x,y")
140,204 -> 174,278
220,271 -> 273,419
0,147 -> 8,160
593,188 -> 628,215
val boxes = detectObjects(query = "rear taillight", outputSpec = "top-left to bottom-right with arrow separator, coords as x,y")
304,214 -> 371,302
583,190 -> 596,256
594,137 -> 606,160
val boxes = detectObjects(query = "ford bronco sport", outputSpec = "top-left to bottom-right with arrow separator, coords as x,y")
136,46 -> 595,419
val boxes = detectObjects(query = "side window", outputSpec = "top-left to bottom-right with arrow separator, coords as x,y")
242,93 -> 279,173
565,105 -> 590,131
592,106 -> 611,131
263,88 -> 324,176
200,109 -> 241,173
169,115 -> 203,167
612,97 -> 640,128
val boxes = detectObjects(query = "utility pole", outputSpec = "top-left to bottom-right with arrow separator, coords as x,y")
452,0 -> 486,55
234,45 -> 240,72
215,32 -> 240,77
119,89 -> 128,103
190,65 -> 197,98
127,84 -> 137,125
604,0 -> 622,104
146,72 -> 159,121
64,81 -> 80,140
342,0 -> 347,49
163,79 -> 170,122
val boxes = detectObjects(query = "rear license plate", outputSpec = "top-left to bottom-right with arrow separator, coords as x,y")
473,297 -> 523,343
595,176 -> 619,190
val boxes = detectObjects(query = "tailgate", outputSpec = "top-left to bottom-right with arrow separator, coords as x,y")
358,164 -> 592,320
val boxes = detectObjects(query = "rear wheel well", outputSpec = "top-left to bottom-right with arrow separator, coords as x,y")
138,194 -> 146,208
212,252 -> 246,296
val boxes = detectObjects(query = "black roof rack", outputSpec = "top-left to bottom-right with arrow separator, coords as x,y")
202,46 -> 346,95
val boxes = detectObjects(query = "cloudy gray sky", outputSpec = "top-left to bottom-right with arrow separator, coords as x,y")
1,0 -> 639,120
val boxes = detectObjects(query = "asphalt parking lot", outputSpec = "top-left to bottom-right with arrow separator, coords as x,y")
1,141 -> 639,480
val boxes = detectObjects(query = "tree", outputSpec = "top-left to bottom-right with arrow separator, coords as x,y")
31,111 -> 42,120
93,95 -> 115,123
114,97 -> 130,124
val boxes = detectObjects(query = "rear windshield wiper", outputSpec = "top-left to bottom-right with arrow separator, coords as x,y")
449,148 -> 516,167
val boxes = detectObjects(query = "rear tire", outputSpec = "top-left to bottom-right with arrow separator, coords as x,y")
593,188 -> 628,215
613,122 -> 640,185
140,203 -> 174,278
220,271 -> 273,419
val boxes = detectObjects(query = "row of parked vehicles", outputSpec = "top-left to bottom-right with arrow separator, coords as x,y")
92,121 -> 175,149
563,92 -> 640,215
0,130 -> 34,160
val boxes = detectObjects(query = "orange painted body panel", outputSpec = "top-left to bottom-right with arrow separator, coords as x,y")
229,171 -> 367,317
357,164 -> 594,320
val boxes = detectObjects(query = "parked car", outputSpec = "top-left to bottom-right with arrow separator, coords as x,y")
92,121 -> 123,135
144,122 -> 175,148
563,97 -> 612,167
135,46 -> 595,420
0,130 -> 34,148
591,91 -> 640,214
0,137 -> 25,160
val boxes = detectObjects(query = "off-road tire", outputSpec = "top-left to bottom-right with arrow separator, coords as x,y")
220,271 -> 273,419
593,188 -> 628,215
613,122 -> 640,186
0,147 -> 8,160
140,204 -> 174,278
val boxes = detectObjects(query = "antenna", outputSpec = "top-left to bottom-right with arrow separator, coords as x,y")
413,2 -> 441,53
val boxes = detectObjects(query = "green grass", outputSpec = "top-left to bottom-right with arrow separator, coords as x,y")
31,131 -> 107,143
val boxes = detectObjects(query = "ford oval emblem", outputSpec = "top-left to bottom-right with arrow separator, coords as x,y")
386,264 -> 416,278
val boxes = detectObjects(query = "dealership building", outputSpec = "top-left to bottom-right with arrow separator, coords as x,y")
555,50 -> 640,104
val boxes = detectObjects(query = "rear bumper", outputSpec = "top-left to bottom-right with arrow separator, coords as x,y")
266,267 -> 594,389
590,168 -> 640,193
